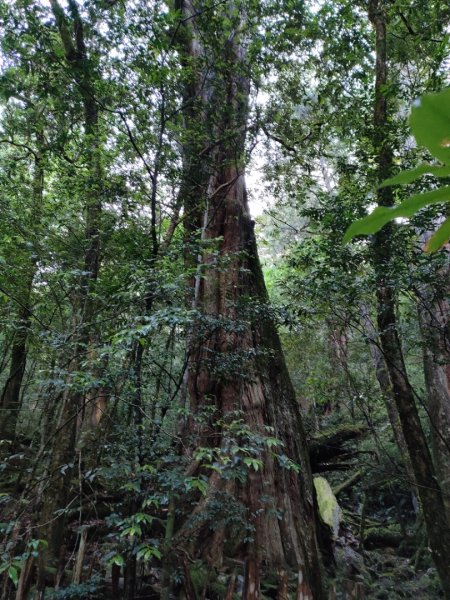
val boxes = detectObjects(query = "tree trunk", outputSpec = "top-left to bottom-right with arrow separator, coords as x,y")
417,275 -> 450,516
360,305 -> 416,489
0,136 -> 44,442
0,278 -> 33,441
176,3 -> 325,597
369,1 -> 450,596
37,0 -> 103,576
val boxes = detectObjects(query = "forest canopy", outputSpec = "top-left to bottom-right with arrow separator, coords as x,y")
0,0 -> 450,599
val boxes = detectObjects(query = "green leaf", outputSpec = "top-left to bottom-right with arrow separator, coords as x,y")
111,554 -> 125,567
385,186 -> 450,218
134,513 -> 153,524
120,524 -> 142,537
265,437 -> 283,449
380,164 -> 450,188
136,545 -> 161,561
343,207 -> 396,242
410,88 -> 450,164
425,218 -> 450,252
277,454 -> 301,472
8,566 -> 19,586
344,186 -> 450,243
186,477 -> 208,495
243,457 -> 263,471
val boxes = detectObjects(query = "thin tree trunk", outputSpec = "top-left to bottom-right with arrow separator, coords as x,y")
175,3 -> 325,597
369,1 -> 450,595
0,135 -> 44,442
417,279 -> 450,516
0,284 -> 33,440
37,0 -> 104,578
360,305 -> 416,488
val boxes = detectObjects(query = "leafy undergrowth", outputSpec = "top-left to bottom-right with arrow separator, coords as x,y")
1,419 -> 444,599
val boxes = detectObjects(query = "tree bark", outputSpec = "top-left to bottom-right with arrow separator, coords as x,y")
417,273 -> 450,516
176,2 -> 325,597
369,1 -> 450,596
0,275 -> 33,441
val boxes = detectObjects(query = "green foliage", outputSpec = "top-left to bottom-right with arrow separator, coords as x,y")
0,537 -> 48,588
45,576 -> 102,599
410,88 -> 450,164
193,414 -> 298,480
344,88 -> 450,251
344,186 -> 450,241
0,0 -> 449,597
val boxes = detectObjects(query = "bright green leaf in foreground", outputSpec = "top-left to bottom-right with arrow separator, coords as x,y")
379,164 -> 450,188
343,186 -> 450,244
410,87 -> 450,165
426,218 -> 450,252
344,88 -> 450,251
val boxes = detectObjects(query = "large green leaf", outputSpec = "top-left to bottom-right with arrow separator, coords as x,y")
345,88 -> 450,251
425,217 -> 450,252
380,164 -> 450,188
410,88 -> 450,164
343,206 -> 397,242
343,186 -> 450,243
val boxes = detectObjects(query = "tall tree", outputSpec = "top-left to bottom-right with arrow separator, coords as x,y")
175,2 -> 325,598
369,0 -> 450,595
417,250 -> 450,516
37,0 -> 105,578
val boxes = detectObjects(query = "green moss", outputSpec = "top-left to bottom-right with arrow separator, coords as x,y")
190,560 -> 208,596
314,476 -> 341,537
364,525 -> 403,549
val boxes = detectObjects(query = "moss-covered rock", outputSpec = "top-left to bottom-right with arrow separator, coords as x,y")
314,476 -> 342,538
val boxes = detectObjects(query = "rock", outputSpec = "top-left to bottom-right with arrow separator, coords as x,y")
335,546 -> 366,578
314,476 -> 342,538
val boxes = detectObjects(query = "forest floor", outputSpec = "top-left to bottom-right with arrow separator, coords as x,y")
320,421 -> 443,600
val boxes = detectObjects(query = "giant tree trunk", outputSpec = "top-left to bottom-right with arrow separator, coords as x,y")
176,3 -> 325,598
369,1 -> 450,595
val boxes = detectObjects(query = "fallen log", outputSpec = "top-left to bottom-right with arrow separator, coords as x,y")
333,470 -> 362,496
363,526 -> 403,549
308,424 -> 367,472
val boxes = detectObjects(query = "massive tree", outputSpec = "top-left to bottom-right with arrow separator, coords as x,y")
174,2 -> 325,598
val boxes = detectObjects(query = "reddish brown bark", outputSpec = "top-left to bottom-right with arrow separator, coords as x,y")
244,558 -> 260,600
175,2 -> 325,597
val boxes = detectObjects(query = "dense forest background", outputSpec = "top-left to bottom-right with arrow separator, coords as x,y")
1,0 -> 450,598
